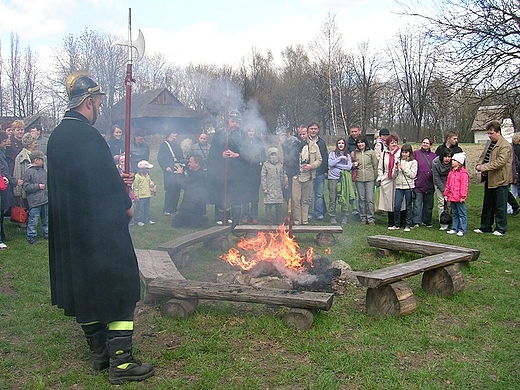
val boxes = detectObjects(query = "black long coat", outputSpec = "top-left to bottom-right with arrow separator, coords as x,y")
47,110 -> 140,324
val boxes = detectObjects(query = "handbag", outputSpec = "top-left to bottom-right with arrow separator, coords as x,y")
439,200 -> 452,225
351,151 -> 357,182
11,200 -> 28,224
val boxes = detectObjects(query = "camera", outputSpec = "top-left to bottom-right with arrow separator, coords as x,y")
300,159 -> 310,165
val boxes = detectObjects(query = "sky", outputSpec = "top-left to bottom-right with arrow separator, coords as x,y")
0,0 -> 422,69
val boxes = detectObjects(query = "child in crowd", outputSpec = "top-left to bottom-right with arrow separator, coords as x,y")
22,150 -> 48,244
261,147 -> 285,225
389,144 -> 417,232
132,160 -> 157,226
444,152 -> 469,236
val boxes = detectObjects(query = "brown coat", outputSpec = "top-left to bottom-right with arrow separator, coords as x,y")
478,135 -> 512,189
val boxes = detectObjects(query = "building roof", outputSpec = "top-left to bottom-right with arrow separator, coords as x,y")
111,88 -> 204,120
471,105 -> 509,132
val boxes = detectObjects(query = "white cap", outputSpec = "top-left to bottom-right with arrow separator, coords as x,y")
137,160 -> 154,169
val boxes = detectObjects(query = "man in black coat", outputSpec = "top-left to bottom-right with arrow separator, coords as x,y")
47,71 -> 153,385
172,155 -> 208,227
157,130 -> 184,215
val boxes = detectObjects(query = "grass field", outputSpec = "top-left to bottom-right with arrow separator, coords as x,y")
1,143 -> 519,389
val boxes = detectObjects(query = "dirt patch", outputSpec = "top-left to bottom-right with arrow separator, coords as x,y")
0,272 -> 18,296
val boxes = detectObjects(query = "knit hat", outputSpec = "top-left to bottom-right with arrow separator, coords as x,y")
452,152 -> 466,165
137,160 -> 153,169
30,150 -> 45,161
379,128 -> 390,136
267,147 -> 279,155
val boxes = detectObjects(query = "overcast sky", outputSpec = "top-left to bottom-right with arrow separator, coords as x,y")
0,0 -> 422,68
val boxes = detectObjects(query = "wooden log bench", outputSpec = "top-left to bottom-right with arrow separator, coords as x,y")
355,251 -> 474,316
233,225 -> 343,246
157,225 -> 231,268
135,248 -> 334,330
366,235 -> 480,260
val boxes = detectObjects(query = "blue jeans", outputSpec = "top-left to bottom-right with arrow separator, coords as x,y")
394,188 -> 413,228
27,204 -> 48,240
135,197 -> 151,223
451,202 -> 467,233
309,173 -> 326,219
413,191 -> 434,225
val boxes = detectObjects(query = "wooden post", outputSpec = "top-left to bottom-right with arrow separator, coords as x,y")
366,281 -> 416,316
161,298 -> 198,319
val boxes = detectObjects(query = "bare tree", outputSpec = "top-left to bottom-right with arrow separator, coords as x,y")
278,45 -> 316,130
310,12 -> 345,135
387,30 -> 438,140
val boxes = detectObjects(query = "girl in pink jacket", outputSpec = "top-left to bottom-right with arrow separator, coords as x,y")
444,152 -> 469,236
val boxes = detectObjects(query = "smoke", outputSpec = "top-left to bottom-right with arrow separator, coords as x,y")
199,77 -> 267,136
248,259 -> 318,285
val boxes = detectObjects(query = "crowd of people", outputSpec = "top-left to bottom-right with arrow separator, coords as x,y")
1,71 -> 520,386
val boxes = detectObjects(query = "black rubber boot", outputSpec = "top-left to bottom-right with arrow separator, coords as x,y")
107,330 -> 154,385
81,323 -> 109,373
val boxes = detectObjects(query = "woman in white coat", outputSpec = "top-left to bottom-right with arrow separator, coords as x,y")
377,134 -> 405,227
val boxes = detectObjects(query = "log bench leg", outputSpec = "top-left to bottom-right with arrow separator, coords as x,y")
366,281 -> 416,316
171,251 -> 191,269
161,298 -> 199,319
316,232 -> 335,246
284,308 -> 315,330
204,235 -> 230,252
422,264 -> 464,296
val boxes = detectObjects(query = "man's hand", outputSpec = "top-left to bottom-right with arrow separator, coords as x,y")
121,172 -> 134,187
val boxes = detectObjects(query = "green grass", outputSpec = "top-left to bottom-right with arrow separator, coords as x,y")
1,155 -> 520,389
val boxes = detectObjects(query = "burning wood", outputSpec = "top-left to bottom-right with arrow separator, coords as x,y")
220,224 -> 315,272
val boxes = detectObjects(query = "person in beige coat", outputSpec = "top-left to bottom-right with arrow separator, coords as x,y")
474,121 -> 513,235
292,126 -> 322,225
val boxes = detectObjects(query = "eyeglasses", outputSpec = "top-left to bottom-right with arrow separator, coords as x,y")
309,127 -> 319,130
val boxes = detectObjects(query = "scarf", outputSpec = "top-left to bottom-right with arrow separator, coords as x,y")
388,147 -> 400,179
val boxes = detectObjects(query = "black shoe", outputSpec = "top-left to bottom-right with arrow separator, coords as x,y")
28,238 -> 40,245
512,208 -> 520,217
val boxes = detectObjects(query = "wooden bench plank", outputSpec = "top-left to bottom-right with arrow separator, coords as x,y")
158,226 -> 231,253
355,251 -> 473,289
148,277 -> 334,311
233,225 -> 343,234
367,235 -> 480,261
135,249 -> 185,285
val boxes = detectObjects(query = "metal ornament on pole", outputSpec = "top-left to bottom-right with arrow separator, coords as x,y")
112,8 -> 145,175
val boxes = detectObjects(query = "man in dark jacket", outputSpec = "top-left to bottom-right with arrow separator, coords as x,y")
47,71 -> 153,385
157,130 -> 184,215
172,155 -> 208,227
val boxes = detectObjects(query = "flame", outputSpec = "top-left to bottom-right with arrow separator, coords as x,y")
220,224 -> 314,271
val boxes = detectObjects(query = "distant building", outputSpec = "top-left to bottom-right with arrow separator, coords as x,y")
111,88 -> 207,137
471,105 -> 515,143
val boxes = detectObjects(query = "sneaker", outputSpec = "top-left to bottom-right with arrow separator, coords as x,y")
137,222 -> 145,227
148,221 -> 156,225
423,224 -> 433,228
163,212 -> 171,216
302,221 -> 309,225
228,219 -> 233,224
387,226 -> 399,230
492,231 -> 504,236
446,230 -> 456,234
439,225 -> 448,231
473,228 -> 484,234
0,243 -> 8,249
28,238 -> 40,244
404,227 -> 411,232
216,220 -> 223,225
457,231 -> 464,236
360,220 -> 367,225
368,221 -> 375,226
413,224 -> 420,228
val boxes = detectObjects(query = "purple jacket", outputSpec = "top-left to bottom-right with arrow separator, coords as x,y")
413,149 -> 436,193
